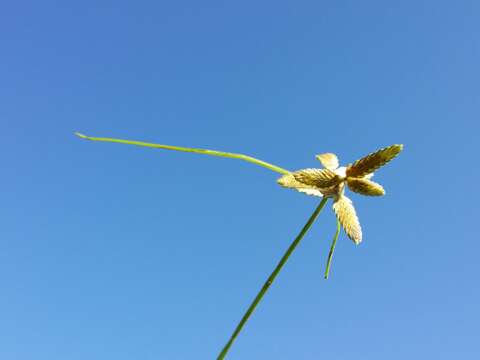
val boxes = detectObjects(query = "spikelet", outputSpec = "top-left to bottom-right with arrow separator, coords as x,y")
333,195 -> 362,244
277,174 -> 324,197
346,178 -> 385,196
346,144 -> 403,178
292,168 -> 342,188
316,153 -> 339,170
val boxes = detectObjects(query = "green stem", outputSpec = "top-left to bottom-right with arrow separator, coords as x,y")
324,217 -> 341,280
75,132 -> 290,175
217,197 -> 329,360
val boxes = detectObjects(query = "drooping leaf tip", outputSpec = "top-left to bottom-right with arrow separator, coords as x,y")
75,132 -> 89,139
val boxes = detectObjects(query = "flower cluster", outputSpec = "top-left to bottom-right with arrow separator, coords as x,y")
277,145 -> 403,244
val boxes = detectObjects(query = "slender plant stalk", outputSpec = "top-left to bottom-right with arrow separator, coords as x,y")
75,133 -> 290,175
324,217 -> 341,279
76,132 -> 334,357
217,197 -> 329,360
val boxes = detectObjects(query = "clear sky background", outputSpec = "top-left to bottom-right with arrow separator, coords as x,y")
1,1 -> 479,359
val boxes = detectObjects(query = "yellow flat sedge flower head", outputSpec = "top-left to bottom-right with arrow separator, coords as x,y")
277,144 -> 403,244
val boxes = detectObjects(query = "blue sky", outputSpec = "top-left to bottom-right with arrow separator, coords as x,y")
1,1 -> 479,359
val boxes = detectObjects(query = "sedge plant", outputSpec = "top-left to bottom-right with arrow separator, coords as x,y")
76,132 -> 403,359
